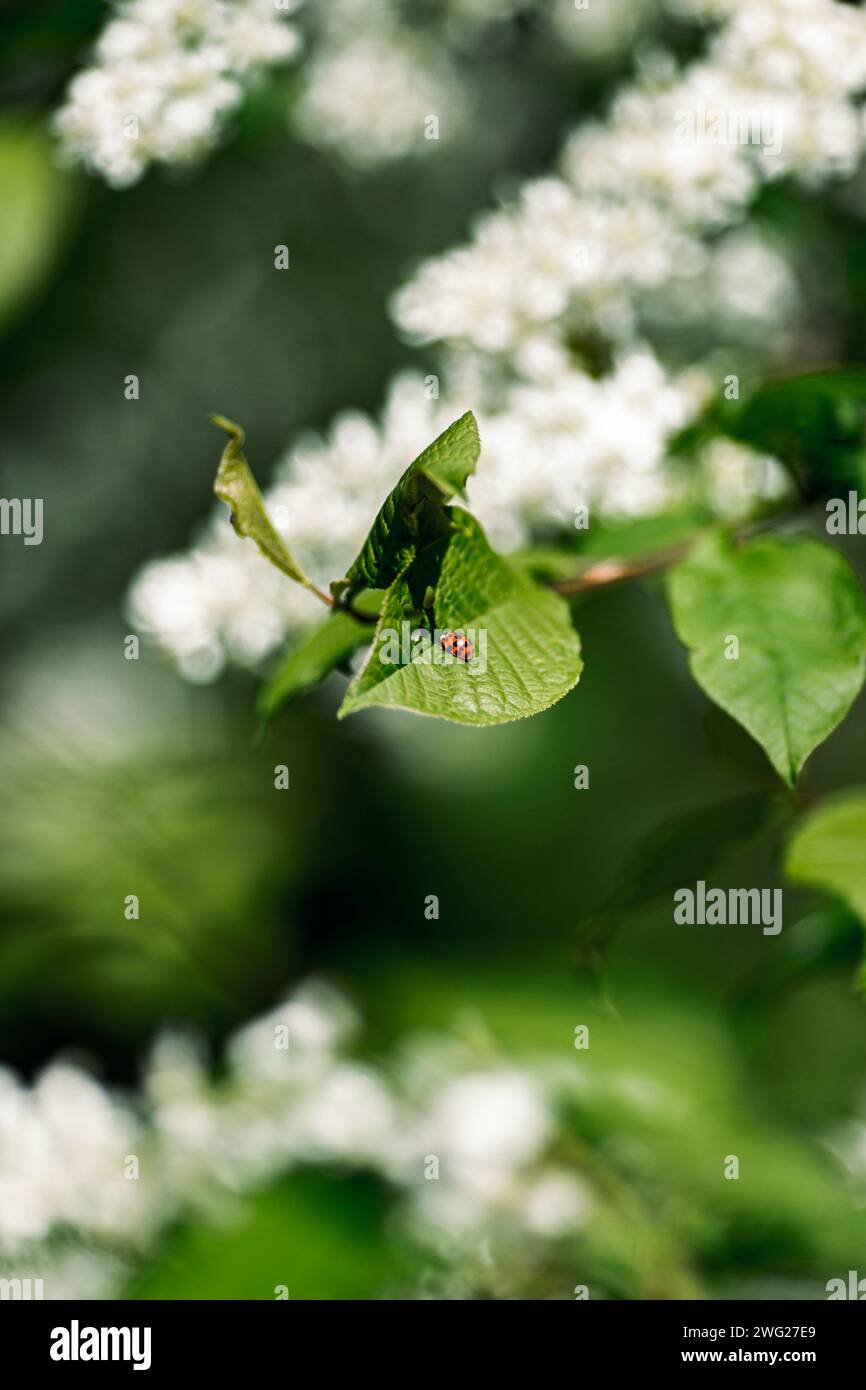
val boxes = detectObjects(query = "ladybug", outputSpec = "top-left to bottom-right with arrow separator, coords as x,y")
440,630 -> 474,662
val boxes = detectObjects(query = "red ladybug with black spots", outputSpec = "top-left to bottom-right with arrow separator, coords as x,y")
440,630 -> 474,662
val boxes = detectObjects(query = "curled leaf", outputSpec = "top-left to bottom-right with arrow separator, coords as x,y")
211,414 -> 316,592
259,593 -> 382,721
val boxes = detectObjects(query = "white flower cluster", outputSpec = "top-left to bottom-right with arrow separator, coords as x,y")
54,0 -> 305,186
393,174 -> 709,353
48,0 -> 713,188
294,0 -> 468,167
294,0 -> 701,170
0,1064 -> 147,1250
565,3 -> 866,218
547,0 -> 656,59
291,0 -> 654,168
398,0 -> 866,352
0,981 -> 592,1297
294,0 -> 866,177
468,349 -> 709,547
57,0 -> 866,186
128,0 -> 852,678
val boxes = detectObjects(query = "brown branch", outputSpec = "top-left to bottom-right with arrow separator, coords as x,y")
547,504 -> 816,598
548,540 -> 695,596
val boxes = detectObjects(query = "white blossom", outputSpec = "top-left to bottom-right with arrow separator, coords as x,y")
54,0 -> 305,186
0,1064 -> 146,1251
549,0 -> 654,58
0,980 -> 597,1292
401,0 -> 866,350
698,438 -> 792,519
295,30 -> 467,167
127,0 -> 861,677
520,1167 -> 592,1237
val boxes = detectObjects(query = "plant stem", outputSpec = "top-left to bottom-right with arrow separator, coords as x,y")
305,580 -> 336,608
547,502 -> 816,598
548,540 -> 694,596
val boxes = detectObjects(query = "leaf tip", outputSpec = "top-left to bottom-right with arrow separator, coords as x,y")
445,410 -> 481,498
209,413 -> 245,450
458,408 -> 481,458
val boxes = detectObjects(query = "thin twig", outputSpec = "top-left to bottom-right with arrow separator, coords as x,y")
547,503 -> 815,598
307,582 -> 335,608
549,540 -> 694,596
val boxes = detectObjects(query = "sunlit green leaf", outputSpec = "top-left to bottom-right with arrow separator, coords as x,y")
258,596 -> 380,721
785,791 -> 866,927
342,411 -> 480,592
672,369 -> 866,496
211,414 -> 314,589
125,1173 -> 399,1300
339,508 -> 582,726
0,121 -> 72,329
668,532 -> 866,784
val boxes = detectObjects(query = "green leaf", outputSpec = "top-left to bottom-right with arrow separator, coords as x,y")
258,595 -> 381,720
617,793 -> 784,914
342,411 -> 480,592
211,414 -> 315,590
667,533 -> 866,785
785,791 -> 866,927
339,508 -> 582,726
0,121 -> 72,330
125,1172 -> 400,1300
672,369 -> 866,497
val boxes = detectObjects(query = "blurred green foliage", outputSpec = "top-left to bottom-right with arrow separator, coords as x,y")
0,121 -> 71,329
